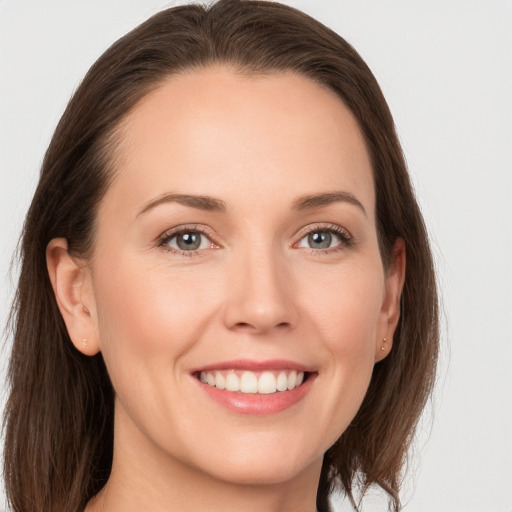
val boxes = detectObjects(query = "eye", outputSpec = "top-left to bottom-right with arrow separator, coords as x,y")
159,228 -> 214,253
296,225 -> 352,251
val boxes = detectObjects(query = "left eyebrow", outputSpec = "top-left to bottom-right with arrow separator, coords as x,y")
291,191 -> 367,217
137,193 -> 227,217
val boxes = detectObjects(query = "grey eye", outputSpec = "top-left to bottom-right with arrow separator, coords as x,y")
308,231 -> 332,249
298,230 -> 342,250
167,231 -> 210,251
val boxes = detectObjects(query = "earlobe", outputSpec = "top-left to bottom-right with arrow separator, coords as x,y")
375,238 -> 406,362
46,238 -> 100,356
375,336 -> 390,362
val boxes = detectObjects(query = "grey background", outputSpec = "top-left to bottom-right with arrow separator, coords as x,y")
1,1 -> 511,511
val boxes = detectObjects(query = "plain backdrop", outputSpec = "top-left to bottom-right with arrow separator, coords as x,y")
1,1 -> 511,511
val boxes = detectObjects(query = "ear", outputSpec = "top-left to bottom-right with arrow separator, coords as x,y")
46,238 -> 100,356
375,238 -> 406,362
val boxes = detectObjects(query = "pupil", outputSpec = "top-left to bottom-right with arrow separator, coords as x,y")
178,232 -> 200,250
308,231 -> 331,249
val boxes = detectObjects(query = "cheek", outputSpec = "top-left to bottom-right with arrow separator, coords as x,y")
92,258 -> 221,394
300,257 -> 384,349
298,260 -> 384,427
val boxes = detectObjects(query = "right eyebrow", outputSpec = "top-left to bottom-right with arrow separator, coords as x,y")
137,193 -> 227,218
291,191 -> 367,217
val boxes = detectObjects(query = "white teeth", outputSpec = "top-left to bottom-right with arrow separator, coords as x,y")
258,372 -> 277,394
276,371 -> 288,391
287,370 -> 297,390
200,369 -> 306,394
214,372 -> 225,390
225,372 -> 240,392
240,371 -> 258,393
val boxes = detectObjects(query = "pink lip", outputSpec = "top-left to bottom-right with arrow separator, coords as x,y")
197,378 -> 315,415
191,359 -> 317,415
191,359 -> 316,373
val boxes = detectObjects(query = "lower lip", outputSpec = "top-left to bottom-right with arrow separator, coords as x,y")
195,374 -> 316,415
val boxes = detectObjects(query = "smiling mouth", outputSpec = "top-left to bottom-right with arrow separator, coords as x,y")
196,369 -> 309,395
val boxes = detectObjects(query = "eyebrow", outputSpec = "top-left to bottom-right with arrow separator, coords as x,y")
137,190 -> 366,218
137,193 -> 227,217
291,191 -> 367,217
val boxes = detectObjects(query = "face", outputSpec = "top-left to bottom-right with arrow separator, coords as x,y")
70,67 -> 403,487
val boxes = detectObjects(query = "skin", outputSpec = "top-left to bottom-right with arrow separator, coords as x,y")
47,66 -> 405,512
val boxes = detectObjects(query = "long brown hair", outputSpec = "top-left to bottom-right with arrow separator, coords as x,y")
3,1 -> 439,511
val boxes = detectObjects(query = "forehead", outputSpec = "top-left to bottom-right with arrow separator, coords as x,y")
107,65 -> 375,219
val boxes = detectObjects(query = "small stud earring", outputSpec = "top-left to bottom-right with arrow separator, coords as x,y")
81,338 -> 88,346
381,337 -> 387,351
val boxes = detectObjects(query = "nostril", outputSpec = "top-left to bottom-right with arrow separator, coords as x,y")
234,322 -> 253,329
232,321 -> 292,333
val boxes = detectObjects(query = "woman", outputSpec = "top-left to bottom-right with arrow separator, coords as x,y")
3,1 -> 439,511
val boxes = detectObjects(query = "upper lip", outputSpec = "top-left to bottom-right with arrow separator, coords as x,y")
191,359 -> 316,373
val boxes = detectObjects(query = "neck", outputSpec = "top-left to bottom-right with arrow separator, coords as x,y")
86,408 -> 322,512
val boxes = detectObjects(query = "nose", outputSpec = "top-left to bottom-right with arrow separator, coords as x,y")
222,246 -> 298,335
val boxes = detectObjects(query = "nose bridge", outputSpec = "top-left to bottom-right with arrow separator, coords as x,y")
223,237 -> 296,333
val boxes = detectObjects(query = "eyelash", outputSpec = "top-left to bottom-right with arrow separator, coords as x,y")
157,225 -> 217,257
157,223 -> 353,257
293,223 -> 354,255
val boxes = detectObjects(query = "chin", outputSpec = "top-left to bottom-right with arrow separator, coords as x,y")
178,429 -> 327,488
201,453 -> 322,487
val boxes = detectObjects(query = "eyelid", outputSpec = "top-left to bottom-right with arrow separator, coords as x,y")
157,224 -> 221,254
292,223 -> 354,251
155,222 -> 353,256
